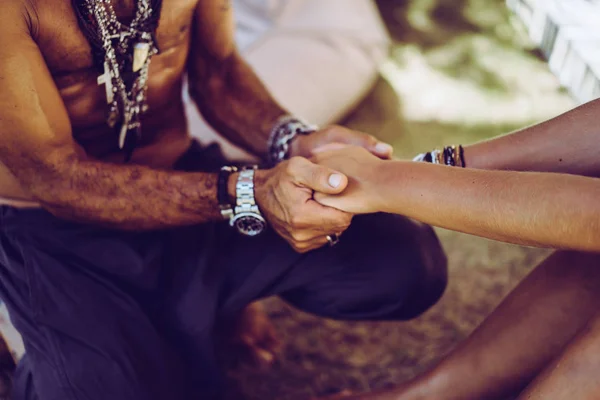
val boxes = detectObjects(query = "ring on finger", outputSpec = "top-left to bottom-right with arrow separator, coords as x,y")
326,233 -> 341,247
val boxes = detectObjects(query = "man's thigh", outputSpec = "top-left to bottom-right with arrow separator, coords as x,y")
277,213 -> 447,321
0,207 -> 189,400
164,143 -> 447,392
163,212 -> 447,338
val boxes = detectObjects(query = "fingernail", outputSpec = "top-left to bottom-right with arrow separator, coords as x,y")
329,174 -> 343,188
375,142 -> 393,155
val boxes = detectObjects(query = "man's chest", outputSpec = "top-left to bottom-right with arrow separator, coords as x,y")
31,0 -> 199,91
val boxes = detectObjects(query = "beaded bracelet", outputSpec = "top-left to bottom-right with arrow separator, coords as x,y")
267,116 -> 318,167
413,145 -> 466,167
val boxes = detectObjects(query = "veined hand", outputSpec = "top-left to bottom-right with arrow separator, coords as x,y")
254,156 -> 353,253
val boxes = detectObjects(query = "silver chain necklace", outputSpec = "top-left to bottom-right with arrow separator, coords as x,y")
83,0 -> 159,156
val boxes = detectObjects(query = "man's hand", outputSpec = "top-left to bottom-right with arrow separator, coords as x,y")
312,146 -> 386,215
254,157 -> 353,253
291,125 -> 394,160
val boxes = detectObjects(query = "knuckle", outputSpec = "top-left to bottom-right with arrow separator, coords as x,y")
305,242 -> 321,253
328,215 -> 351,232
289,215 -> 302,228
285,157 -> 310,180
283,226 -> 295,238
289,211 -> 307,228
283,162 -> 295,177
364,133 -> 378,145
339,221 -> 351,232
287,156 -> 305,170
311,168 -> 325,186
293,243 -> 308,254
291,231 -> 306,242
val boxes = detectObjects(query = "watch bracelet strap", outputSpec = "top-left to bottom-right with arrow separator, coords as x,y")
235,168 -> 258,213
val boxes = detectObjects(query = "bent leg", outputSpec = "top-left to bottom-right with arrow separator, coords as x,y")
159,213 -> 446,399
279,213 -> 447,321
392,251 -> 600,400
0,208 -> 188,400
516,310 -> 600,400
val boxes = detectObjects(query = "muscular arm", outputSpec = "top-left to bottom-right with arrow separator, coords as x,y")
314,148 -> 600,252
187,0 -> 287,159
464,99 -> 600,176
0,3 -> 225,230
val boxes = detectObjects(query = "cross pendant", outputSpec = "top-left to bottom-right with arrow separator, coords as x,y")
97,62 -> 114,104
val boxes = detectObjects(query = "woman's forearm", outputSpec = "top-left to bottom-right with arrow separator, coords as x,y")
464,99 -> 600,177
373,162 -> 600,252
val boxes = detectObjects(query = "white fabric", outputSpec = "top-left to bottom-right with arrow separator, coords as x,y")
185,0 -> 390,159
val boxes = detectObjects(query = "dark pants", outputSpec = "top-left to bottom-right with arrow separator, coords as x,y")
0,143 -> 447,400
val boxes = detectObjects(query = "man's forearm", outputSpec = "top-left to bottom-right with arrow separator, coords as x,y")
464,99 -> 600,177
189,53 -> 287,158
24,157 -> 227,230
373,162 -> 600,252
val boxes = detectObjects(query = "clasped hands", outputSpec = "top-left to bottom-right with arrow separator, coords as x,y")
254,125 -> 390,253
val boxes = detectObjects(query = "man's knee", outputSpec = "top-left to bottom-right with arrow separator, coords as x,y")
414,221 -> 448,300
350,215 -> 448,320
378,220 -> 447,320
283,214 -> 447,321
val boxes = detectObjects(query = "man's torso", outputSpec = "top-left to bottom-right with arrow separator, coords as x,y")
0,0 -> 202,202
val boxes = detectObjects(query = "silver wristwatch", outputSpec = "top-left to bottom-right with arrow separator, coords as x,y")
230,167 -> 267,237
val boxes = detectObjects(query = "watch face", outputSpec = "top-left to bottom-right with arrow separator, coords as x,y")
232,213 -> 267,237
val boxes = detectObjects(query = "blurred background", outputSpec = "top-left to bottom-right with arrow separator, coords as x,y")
225,0 -> 599,398
0,0 -> 595,398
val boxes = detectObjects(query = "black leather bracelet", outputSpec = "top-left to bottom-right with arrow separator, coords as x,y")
218,166 -> 237,220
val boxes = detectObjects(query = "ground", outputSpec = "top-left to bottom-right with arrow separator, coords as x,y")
226,0 -> 575,399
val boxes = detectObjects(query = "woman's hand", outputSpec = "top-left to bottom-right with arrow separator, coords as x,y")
312,145 -> 386,214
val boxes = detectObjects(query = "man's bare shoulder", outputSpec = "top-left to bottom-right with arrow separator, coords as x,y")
0,0 -> 35,36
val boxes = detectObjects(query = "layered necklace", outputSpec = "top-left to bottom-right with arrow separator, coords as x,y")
72,0 -> 163,160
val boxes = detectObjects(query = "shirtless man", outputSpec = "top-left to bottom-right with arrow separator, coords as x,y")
0,1 -> 447,399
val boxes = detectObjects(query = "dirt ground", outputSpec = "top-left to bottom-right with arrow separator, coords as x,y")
227,0 -> 574,399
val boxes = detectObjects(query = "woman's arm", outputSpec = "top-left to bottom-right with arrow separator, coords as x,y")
314,147 -> 600,252
464,99 -> 600,176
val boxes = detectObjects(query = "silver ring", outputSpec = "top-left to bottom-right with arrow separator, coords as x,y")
326,233 -> 340,247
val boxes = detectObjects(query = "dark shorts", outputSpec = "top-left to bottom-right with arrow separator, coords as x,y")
0,143 -> 447,400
